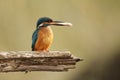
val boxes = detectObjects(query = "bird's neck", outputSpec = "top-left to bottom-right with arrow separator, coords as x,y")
39,26 -> 53,35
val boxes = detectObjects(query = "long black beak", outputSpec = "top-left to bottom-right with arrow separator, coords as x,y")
49,21 -> 72,26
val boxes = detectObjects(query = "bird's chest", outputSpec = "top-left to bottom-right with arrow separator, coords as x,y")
38,27 -> 53,44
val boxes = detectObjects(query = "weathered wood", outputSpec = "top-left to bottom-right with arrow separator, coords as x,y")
0,51 -> 82,72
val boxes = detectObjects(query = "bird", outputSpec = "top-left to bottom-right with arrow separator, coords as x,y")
32,17 -> 72,51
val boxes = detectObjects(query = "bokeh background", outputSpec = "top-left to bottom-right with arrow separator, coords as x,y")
0,0 -> 120,80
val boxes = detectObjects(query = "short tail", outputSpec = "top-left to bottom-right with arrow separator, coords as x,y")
32,48 -> 34,51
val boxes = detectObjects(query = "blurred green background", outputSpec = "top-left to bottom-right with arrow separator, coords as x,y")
0,0 -> 120,80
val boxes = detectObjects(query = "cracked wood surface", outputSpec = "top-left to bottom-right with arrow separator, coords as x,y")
0,51 -> 82,72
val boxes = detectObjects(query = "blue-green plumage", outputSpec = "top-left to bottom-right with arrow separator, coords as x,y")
32,17 -> 53,51
32,29 -> 39,51
32,17 -> 72,51
36,17 -> 53,28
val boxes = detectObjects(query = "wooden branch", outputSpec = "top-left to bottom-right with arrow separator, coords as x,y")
0,51 -> 82,72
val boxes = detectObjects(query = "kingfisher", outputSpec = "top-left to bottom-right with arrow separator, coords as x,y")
32,17 -> 72,51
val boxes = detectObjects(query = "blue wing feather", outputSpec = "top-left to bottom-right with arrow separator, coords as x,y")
32,29 -> 39,51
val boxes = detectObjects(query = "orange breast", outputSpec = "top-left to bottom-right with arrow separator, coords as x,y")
34,26 -> 53,51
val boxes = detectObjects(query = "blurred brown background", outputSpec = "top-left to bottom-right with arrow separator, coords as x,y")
0,0 -> 120,80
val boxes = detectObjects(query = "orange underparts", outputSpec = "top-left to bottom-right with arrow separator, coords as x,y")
34,26 -> 53,51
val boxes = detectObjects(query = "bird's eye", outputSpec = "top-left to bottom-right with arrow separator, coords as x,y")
48,20 -> 52,23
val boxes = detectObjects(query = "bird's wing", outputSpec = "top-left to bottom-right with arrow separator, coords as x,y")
32,29 -> 39,51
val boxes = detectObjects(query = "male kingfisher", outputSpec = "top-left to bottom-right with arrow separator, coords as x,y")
32,17 -> 72,51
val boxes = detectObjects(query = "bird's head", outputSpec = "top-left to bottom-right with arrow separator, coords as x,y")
36,17 -> 72,29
